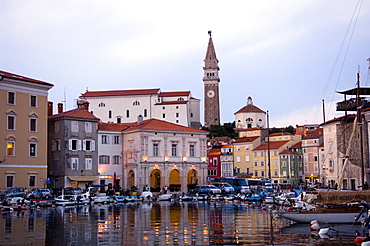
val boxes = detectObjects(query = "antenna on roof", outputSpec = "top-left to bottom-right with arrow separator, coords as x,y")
62,87 -> 67,109
208,30 -> 212,38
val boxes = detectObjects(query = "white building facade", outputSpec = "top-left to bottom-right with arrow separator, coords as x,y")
80,89 -> 201,129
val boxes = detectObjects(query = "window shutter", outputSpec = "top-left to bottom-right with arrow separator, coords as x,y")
52,141 -> 56,151
83,140 -> 86,150
107,136 -> 110,144
91,140 -> 95,151
58,140 -> 61,150
69,139 -> 72,150
78,140 -> 82,150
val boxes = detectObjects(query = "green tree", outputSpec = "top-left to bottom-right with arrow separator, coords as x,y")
202,122 -> 238,139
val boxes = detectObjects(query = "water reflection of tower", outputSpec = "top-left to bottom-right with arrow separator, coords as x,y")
208,203 -> 237,245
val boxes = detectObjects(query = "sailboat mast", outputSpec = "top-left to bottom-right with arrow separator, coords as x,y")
356,72 -> 365,187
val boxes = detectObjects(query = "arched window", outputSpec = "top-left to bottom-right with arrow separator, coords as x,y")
177,97 -> 184,101
133,101 -> 140,106
126,110 -> 130,118
144,109 -> 147,117
98,102 -> 106,107
108,110 -> 112,118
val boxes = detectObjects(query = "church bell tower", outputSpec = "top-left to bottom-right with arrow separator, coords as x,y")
203,31 -> 220,127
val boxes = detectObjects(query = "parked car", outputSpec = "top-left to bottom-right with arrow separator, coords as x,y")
190,185 -> 221,195
26,188 -> 54,199
0,187 -> 25,200
213,182 -> 235,194
64,187 -> 82,195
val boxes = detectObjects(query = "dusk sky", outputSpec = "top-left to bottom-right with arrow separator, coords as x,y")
1,1 -> 369,127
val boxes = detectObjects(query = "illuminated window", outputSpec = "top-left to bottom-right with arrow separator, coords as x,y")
7,142 -> 15,156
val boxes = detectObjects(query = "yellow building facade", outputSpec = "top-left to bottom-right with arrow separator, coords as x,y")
0,71 -> 53,192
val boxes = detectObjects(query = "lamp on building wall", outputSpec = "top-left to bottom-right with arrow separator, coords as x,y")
142,156 -> 148,162
164,156 -> 169,162
182,157 -> 188,163
200,157 -> 207,163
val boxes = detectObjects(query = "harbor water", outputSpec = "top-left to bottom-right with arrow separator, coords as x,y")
0,201 -> 366,245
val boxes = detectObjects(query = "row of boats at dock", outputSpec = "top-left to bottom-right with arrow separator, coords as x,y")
2,187 -> 370,226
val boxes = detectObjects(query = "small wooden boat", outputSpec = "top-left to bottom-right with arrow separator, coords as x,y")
280,203 -> 365,223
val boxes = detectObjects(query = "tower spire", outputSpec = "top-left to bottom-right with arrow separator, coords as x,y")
203,31 -> 221,127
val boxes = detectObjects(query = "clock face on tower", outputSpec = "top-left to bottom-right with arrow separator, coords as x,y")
207,90 -> 215,98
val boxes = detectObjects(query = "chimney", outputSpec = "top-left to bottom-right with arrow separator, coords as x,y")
48,101 -> 53,116
83,101 -> 89,111
57,103 -> 63,114
137,114 -> 143,125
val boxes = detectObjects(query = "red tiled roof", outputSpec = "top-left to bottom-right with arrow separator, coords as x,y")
253,141 -> 289,151
234,136 -> 260,143
124,118 -> 208,133
280,149 -> 298,155
98,122 -> 134,131
159,91 -> 190,97
222,144 -> 233,148
320,114 -> 356,126
155,101 -> 188,105
234,105 -> 265,114
208,148 -> 221,155
290,141 -> 302,149
0,70 -> 53,86
49,107 -> 99,120
80,88 -> 160,97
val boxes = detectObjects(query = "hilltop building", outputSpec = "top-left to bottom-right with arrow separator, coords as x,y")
234,97 -> 266,130
0,70 -> 53,192
80,89 -> 201,129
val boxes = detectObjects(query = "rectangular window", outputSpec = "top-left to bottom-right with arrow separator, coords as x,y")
274,170 -> 278,176
113,136 -> 120,144
274,160 -> 278,166
282,161 -> 286,167
54,122 -> 60,132
7,141 -> 15,156
162,113 -> 166,118
213,158 -> 217,166
52,140 -> 60,151
8,92 -> 15,104
69,139 -> 81,151
261,161 -> 264,166
71,158 -> 79,170
176,112 -> 179,117
153,143 -> 159,156
7,115 -> 15,130
102,135 -> 109,144
254,161 -> 258,167
314,156 -> 318,162
83,140 -> 95,151
260,151 -> 264,157
30,118 -> 37,132
113,155 -> 121,164
190,145 -> 195,157
99,155 -> 110,164
29,175 -> 36,187
274,151 -> 277,156
254,170 -> 258,177
30,95 -> 37,107
261,171 -> 265,177
29,143 -> 36,157
245,155 -> 250,162
171,144 -> 177,157
236,156 -> 241,162
253,152 -> 257,157
71,121 -> 79,132
85,122 -> 92,133
85,158 -> 92,170
6,175 -> 14,188
53,158 -> 59,170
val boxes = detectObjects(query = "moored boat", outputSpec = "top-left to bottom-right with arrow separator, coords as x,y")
280,203 -> 365,223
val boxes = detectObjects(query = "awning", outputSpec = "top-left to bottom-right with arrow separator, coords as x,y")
68,176 -> 98,181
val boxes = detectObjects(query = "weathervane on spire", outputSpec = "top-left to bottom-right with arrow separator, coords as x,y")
208,30 -> 212,38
